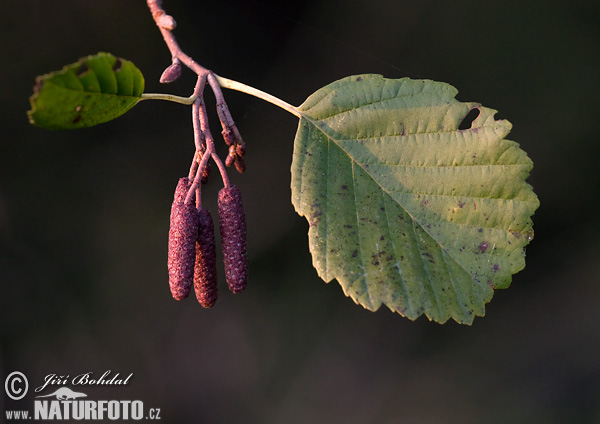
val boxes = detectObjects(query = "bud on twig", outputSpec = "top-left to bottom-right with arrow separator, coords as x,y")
218,186 -> 247,293
168,178 -> 198,300
222,128 -> 235,146
234,156 -> 246,173
225,151 -> 235,168
194,208 -> 218,307
157,13 -> 177,31
235,142 -> 246,157
201,161 -> 211,184
160,62 -> 182,84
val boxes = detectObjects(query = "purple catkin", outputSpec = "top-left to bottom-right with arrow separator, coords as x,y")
194,208 -> 218,308
167,178 -> 198,300
234,156 -> 246,173
218,186 -> 247,294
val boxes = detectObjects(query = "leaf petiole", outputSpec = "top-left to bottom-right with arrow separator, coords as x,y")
142,76 -> 302,118
214,75 -> 301,118
140,92 -> 197,105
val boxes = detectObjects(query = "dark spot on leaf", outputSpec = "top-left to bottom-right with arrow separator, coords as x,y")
510,231 -> 522,239
478,228 -> 483,233
487,280 -> 496,289
351,250 -> 358,258
341,185 -> 348,190
371,254 -> 380,266
479,242 -> 488,253
72,115 -> 81,124
458,201 -> 465,208
493,264 -> 500,272
343,224 -> 353,229
420,199 -> 429,208
380,235 -> 385,241
356,76 -> 363,81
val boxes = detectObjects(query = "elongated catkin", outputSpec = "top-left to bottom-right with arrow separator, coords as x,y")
167,178 -> 198,300
218,186 -> 247,293
194,208 -> 218,307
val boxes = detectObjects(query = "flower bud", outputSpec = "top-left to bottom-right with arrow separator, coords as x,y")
235,142 -> 246,157
222,128 -> 235,146
234,156 -> 246,173
160,62 -> 182,84
218,186 -> 247,293
200,161 -> 211,185
225,152 -> 235,168
157,14 -> 177,31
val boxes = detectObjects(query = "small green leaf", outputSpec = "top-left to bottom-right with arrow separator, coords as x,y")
28,52 -> 144,130
291,74 -> 539,324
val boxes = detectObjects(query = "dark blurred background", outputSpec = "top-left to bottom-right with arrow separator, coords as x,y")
2,1 -> 599,422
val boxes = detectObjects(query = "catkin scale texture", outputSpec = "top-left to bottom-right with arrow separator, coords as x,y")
218,186 -> 247,293
194,208 -> 218,307
168,178 -> 198,300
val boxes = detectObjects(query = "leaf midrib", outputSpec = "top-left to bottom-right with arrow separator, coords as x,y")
46,80 -> 140,99
300,113 -> 482,286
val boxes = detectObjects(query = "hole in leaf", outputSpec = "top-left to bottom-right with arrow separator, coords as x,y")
493,111 -> 506,121
113,58 -> 123,73
458,108 -> 480,130
76,63 -> 89,78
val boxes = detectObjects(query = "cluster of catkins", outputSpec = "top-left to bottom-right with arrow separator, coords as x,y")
167,178 -> 247,307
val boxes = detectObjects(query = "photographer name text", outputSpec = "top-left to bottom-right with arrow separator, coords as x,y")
35,371 -> 133,392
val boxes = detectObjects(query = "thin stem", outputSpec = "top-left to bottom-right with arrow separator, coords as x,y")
196,97 -> 230,188
214,75 -> 301,118
146,0 -> 301,117
186,143 -> 213,207
140,93 -> 196,104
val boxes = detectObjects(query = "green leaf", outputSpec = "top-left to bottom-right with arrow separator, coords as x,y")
28,52 -> 144,130
291,74 -> 539,324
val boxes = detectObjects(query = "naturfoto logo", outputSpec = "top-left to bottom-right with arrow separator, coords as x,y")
4,371 -> 161,421
36,387 -> 87,400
